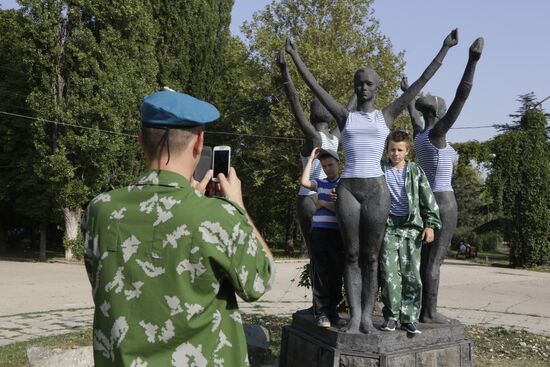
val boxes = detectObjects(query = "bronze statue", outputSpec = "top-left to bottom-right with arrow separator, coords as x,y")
286,29 -> 459,333
402,37 -> 484,323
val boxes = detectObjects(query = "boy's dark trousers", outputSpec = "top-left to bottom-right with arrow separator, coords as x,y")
310,227 -> 345,317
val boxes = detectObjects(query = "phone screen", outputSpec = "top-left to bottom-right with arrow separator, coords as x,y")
213,150 -> 230,178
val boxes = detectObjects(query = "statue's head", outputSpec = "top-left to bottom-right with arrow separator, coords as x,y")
310,98 -> 334,124
354,68 -> 380,102
415,95 -> 447,120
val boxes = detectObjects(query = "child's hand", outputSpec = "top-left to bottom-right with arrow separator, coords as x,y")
309,147 -> 320,160
421,228 -> 435,244
315,199 -> 326,210
329,187 -> 338,202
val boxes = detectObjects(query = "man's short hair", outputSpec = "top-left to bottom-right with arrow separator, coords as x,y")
141,125 -> 203,159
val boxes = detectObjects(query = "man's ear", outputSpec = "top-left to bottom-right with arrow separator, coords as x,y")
193,130 -> 204,158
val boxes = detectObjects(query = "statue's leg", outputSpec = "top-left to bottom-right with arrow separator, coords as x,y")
297,194 -> 318,255
296,194 -> 318,315
336,181 -> 362,332
420,191 -> 457,323
359,178 -> 391,334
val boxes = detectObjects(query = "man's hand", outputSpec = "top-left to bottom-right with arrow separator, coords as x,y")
192,169 -> 213,194
421,228 -> 435,244
285,37 -> 297,55
217,167 -> 245,209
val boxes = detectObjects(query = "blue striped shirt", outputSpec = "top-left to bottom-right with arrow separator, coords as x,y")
384,165 -> 409,216
312,177 -> 340,230
414,128 -> 458,192
299,131 -> 339,196
341,111 -> 389,178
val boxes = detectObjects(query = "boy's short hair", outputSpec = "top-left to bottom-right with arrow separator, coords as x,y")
318,148 -> 339,162
386,130 -> 411,150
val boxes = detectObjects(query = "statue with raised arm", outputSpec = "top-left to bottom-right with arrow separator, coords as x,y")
277,51 -> 341,257
286,29 -> 458,333
401,37 -> 484,324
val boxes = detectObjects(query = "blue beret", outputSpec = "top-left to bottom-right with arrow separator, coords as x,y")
140,91 -> 220,127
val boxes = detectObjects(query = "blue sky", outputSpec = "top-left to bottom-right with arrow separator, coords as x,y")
3,0 -> 549,143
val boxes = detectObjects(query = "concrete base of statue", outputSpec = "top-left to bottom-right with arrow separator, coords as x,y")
279,312 -> 474,367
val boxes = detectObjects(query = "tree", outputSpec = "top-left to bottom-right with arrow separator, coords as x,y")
229,0 -> 404,249
150,0 -> 234,101
487,108 -> 550,267
18,0 -> 159,259
494,92 -> 550,136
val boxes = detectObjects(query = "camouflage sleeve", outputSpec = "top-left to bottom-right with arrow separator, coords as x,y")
197,199 -> 275,302
417,168 -> 442,230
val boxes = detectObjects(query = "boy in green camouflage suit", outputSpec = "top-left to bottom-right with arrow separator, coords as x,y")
379,131 -> 441,334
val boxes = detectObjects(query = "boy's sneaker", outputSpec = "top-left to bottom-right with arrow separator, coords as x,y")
380,319 -> 397,331
316,314 -> 331,328
329,313 -> 347,328
401,323 -> 422,334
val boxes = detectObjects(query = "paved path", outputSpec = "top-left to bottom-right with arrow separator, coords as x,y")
1,258 -> 550,346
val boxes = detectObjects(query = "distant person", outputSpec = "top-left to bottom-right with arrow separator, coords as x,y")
379,131 -> 441,334
300,147 -> 345,328
83,90 -> 274,366
457,240 -> 471,257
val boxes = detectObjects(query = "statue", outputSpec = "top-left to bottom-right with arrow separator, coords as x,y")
285,29 -> 459,333
401,37 -> 484,323
276,51 -> 340,256
277,51 -> 355,317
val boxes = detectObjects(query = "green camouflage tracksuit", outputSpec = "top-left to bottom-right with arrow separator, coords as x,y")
380,161 -> 441,324
82,170 -> 275,367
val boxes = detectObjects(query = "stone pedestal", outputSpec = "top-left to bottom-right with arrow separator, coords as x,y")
279,313 -> 474,367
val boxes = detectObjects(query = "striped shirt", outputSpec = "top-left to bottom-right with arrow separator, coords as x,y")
385,164 -> 409,216
312,177 -> 340,230
298,131 -> 339,196
414,128 -> 458,192
341,111 -> 389,178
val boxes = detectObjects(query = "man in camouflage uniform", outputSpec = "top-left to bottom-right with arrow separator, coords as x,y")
379,131 -> 440,335
83,90 -> 275,366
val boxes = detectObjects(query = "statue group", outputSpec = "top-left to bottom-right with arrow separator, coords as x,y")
280,29 -> 484,334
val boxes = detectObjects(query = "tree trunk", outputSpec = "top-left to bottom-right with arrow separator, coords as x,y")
63,207 -> 81,260
0,227 -> 6,253
39,222 -> 47,261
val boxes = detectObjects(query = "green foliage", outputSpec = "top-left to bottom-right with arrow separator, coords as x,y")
476,232 -> 500,252
487,108 -> 550,267
63,231 -> 84,260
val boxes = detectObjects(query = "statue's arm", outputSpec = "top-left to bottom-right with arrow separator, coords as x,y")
432,37 -> 484,138
285,38 -> 349,131
277,51 -> 319,148
383,29 -> 459,127
400,76 -> 423,137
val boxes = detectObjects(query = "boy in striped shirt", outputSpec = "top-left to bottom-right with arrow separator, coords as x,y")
300,147 -> 344,328
380,131 -> 441,334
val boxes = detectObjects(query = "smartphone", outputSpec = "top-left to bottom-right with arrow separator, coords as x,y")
212,146 -> 231,182
193,146 -> 212,182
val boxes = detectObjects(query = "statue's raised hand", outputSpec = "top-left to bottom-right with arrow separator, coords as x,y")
469,37 -> 484,61
443,28 -> 459,48
285,37 -> 297,55
276,51 -> 287,70
400,76 -> 409,92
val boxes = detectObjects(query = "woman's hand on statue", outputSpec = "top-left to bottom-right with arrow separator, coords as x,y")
443,28 -> 459,48
421,228 -> 435,244
400,76 -> 409,92
469,37 -> 484,61
285,37 -> 297,55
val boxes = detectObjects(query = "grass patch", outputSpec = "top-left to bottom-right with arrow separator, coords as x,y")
466,326 -> 550,366
2,319 -> 550,366
0,329 -> 91,367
